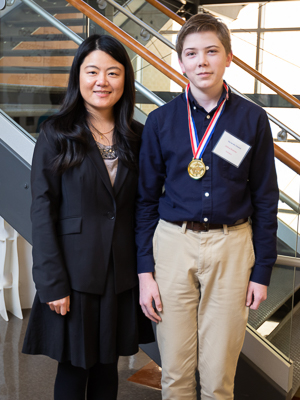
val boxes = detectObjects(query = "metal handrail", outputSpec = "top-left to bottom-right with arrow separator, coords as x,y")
21,0 -> 165,107
135,81 -> 165,106
276,255 -> 300,268
279,190 -> 300,214
230,87 -> 300,142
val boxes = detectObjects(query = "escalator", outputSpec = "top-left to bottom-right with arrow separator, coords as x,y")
0,1 -> 300,399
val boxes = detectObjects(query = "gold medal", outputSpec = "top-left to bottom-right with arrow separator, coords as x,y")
188,158 -> 206,180
185,82 -> 228,181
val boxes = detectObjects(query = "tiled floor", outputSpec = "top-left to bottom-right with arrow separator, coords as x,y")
0,309 -> 162,400
2,310 -> 300,400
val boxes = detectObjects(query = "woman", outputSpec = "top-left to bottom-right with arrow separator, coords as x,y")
22,34 -> 153,400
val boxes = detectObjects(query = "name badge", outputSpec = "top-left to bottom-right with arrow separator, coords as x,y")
212,131 -> 251,168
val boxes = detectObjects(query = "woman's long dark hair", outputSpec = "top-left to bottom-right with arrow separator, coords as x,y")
42,34 -> 138,174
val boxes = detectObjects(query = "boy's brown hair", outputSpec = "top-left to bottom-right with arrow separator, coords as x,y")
176,13 -> 232,60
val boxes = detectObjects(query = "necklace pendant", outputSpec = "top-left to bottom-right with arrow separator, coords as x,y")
188,158 -> 206,180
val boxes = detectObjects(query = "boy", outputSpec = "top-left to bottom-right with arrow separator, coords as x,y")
135,13 -> 279,400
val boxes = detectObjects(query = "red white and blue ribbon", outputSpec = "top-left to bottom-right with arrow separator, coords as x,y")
185,82 -> 229,160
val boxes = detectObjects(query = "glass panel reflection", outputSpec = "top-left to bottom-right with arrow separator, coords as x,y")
0,0 -> 86,138
248,162 -> 299,363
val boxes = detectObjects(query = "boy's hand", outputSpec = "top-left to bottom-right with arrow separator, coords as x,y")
139,272 -> 162,323
246,282 -> 267,310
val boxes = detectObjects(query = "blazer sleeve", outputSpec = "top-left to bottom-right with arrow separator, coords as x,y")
31,130 -> 71,303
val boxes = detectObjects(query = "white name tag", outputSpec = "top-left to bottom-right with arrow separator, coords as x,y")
212,131 -> 251,168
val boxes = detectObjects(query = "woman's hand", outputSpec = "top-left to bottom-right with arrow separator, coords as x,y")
47,296 -> 70,315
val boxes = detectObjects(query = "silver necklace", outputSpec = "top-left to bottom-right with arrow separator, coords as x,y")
95,141 -> 117,159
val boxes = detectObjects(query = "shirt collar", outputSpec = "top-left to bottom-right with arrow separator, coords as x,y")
188,81 -> 229,112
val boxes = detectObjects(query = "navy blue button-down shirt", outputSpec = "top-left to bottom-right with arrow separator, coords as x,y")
135,85 -> 279,286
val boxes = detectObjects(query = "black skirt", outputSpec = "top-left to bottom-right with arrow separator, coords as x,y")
22,264 -> 154,370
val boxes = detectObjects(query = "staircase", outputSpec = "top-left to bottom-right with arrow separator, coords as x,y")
0,0 -> 300,399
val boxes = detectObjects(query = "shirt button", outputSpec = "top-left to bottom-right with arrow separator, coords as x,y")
193,106 -> 196,110
206,115 -> 211,119
206,166 -> 209,170
204,218 -> 208,222
106,212 -> 115,220
205,192 -> 209,197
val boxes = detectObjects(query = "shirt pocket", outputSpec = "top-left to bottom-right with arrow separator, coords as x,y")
220,156 -> 250,182
57,217 -> 82,236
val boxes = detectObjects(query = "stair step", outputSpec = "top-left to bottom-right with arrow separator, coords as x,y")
0,73 -> 69,86
31,0 -> 74,6
0,66 -> 70,74
23,5 -> 81,14
7,18 -> 83,28
33,26 -> 84,35
1,34 -> 85,42
0,84 -> 66,106
267,302 -> 300,397
14,40 -> 79,50
0,83 -> 66,92
0,104 -> 59,117
248,266 -> 300,329
1,49 -> 78,57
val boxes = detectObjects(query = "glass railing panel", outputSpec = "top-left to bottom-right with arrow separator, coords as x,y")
220,4 -> 300,365
224,43 -> 257,95
109,4 -> 300,366
0,0 -> 178,139
82,4 -> 180,114
0,0 -> 86,139
260,31 -> 300,96
86,0 -> 177,63
267,178 -> 299,398
87,0 -> 300,136
225,2 -> 300,134
130,45 -> 183,115
91,1 -> 300,367
113,0 -> 170,41
224,71 -> 300,246
248,162 -> 300,365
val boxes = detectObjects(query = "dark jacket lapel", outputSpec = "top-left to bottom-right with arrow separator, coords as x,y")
113,158 -> 129,196
86,133 -> 115,199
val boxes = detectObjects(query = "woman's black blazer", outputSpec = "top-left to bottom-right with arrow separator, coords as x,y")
31,121 -> 143,303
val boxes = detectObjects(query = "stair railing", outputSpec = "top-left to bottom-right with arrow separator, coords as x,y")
102,0 -> 300,144
65,0 -> 300,175
20,0 -> 300,175
279,190 -> 300,215
145,0 -> 300,110
21,0 -> 165,107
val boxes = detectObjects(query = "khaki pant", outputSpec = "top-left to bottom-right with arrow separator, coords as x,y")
153,219 -> 254,400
